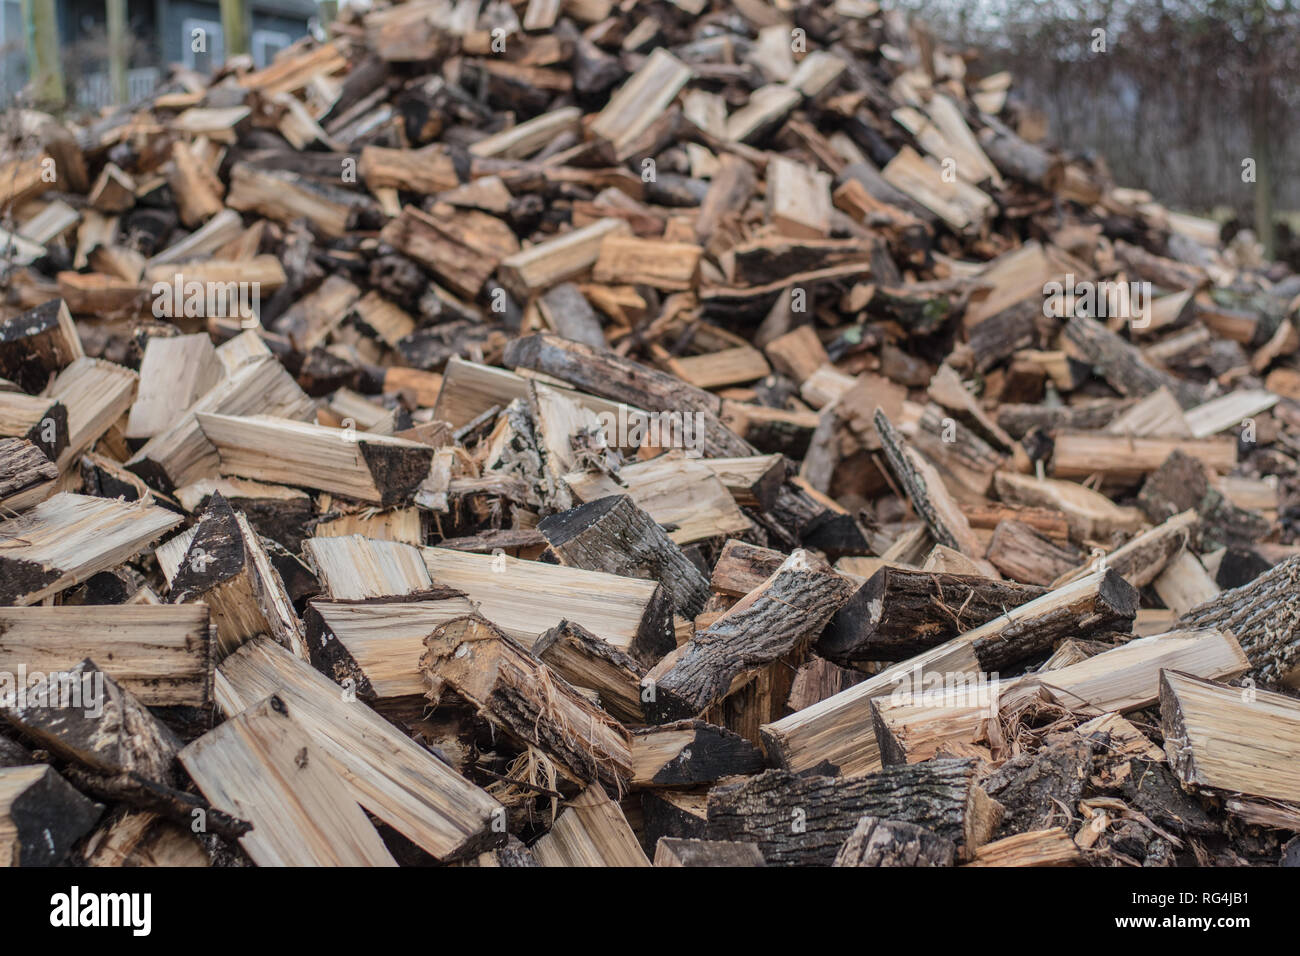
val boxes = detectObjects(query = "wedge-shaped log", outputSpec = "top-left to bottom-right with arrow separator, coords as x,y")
44,356 -> 138,470
705,760 -> 1001,866
0,392 -> 67,460
170,494 -> 306,661
421,615 -> 633,790
421,546 -> 673,665
631,720 -> 764,788
0,437 -> 58,511
1160,670 -> 1300,805
539,495 -> 710,618
533,619 -> 647,724
127,357 -> 316,491
647,552 -> 856,722
530,784 -> 651,867
0,299 -> 83,393
180,694 -> 397,866
196,414 -> 434,507
0,605 -> 213,707
818,567 -> 1046,664
218,637 -> 503,862
2,659 -> 181,784
306,596 -> 479,701
0,493 -> 181,606
0,765 -> 103,866
304,534 -> 432,600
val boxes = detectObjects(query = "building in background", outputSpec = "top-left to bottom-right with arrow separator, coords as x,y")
0,0 -> 317,109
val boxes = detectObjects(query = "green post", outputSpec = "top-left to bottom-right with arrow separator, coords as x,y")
219,0 -> 248,60
21,0 -> 65,108
106,0 -> 127,105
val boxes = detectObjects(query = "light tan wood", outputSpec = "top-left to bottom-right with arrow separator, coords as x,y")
218,636 -> 502,861
181,694 -> 398,866
530,785 -> 651,866
0,605 -> 212,707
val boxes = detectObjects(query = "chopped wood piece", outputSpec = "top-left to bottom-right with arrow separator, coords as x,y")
422,545 -> 673,665
539,494 -> 709,618
170,494 -> 307,660
647,552 -> 855,721
818,566 -> 1046,664
218,637 -> 503,862
197,414 -> 434,507
654,837 -> 765,866
705,760 -> 1001,865
631,720 -> 764,787
0,764 -> 103,866
1160,670 -> 1300,805
986,519 -> 1081,585
533,620 -> 647,724
2,659 -> 181,784
965,829 -> 1083,867
0,494 -> 181,606
0,605 -> 212,707
0,300 -> 84,393
833,816 -> 956,867
421,615 -> 633,789
0,437 -> 58,511
180,694 -> 398,867
530,785 -> 651,866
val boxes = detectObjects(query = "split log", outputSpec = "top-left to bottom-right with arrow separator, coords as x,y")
0,437 -> 58,511
630,720 -> 764,787
0,494 -> 181,606
196,414 -> 434,507
833,816 -> 956,867
965,829 -> 1083,867
170,494 -> 306,660
539,495 -> 709,619
0,300 -> 83,393
530,785 -> 651,867
0,605 -> 212,707
705,760 -> 1001,865
646,552 -> 855,722
422,545 -> 673,665
817,567 -> 1046,665
986,520 -> 1081,585
0,392 -> 67,460
0,764 -> 103,866
218,637 -> 504,862
533,620 -> 647,724
1160,670 -> 1300,805
421,615 -> 633,790
1,659 -> 181,784
180,694 -> 398,866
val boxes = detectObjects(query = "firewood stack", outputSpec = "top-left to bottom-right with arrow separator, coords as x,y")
1,0 -> 1299,868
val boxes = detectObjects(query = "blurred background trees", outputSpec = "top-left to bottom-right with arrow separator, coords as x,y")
900,0 -> 1300,257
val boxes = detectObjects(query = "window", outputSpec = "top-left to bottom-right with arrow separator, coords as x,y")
252,29 -> 293,69
182,18 -> 224,72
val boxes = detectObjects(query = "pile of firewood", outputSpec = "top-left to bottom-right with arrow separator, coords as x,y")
1,0 -> 1299,868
